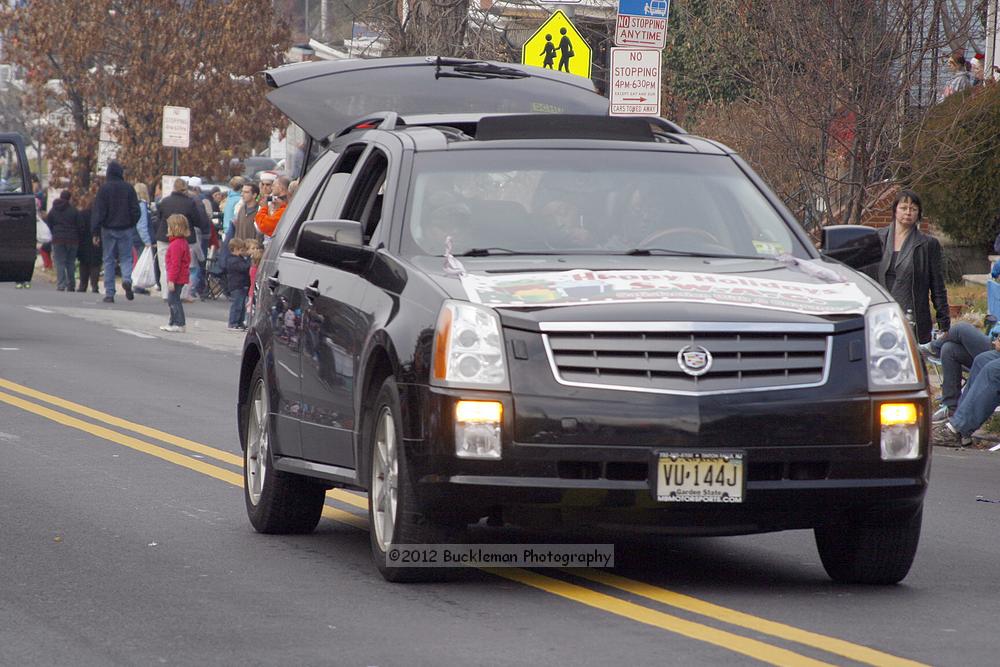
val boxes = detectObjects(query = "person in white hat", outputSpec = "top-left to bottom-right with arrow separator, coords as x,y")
255,175 -> 290,238
257,171 -> 277,206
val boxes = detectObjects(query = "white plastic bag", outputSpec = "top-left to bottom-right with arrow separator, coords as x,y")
36,216 -> 51,243
132,245 -> 156,289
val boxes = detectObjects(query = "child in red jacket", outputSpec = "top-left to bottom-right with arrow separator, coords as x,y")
160,214 -> 191,333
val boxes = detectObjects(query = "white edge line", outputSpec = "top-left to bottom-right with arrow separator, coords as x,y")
116,328 -> 157,340
25,306 -> 54,314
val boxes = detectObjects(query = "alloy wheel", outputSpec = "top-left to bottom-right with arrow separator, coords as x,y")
371,406 -> 399,552
246,379 -> 269,505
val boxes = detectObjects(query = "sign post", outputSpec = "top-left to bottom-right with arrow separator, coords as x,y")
161,105 -> 191,177
97,107 -> 120,174
521,10 -> 592,79
609,47 -> 661,116
615,0 -> 669,49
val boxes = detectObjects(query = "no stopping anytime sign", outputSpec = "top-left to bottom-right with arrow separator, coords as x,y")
609,47 -> 661,116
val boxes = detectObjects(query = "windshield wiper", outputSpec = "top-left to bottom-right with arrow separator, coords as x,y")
458,247 -> 556,257
624,248 -> 773,261
433,57 -> 529,80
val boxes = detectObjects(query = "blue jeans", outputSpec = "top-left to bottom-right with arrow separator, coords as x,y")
52,243 -> 78,290
189,236 -> 208,296
228,288 -> 247,327
938,322 -> 991,409
101,228 -> 134,296
167,284 -> 186,326
951,349 -> 1000,435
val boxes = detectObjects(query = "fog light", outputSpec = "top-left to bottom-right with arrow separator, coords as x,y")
881,424 -> 920,460
880,403 -> 920,460
455,400 -> 502,460
880,403 -> 917,426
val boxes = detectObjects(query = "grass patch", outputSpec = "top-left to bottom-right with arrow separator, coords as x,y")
980,413 -> 1000,435
947,283 -> 988,315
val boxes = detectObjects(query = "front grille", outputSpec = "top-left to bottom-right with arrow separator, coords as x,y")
542,323 -> 831,395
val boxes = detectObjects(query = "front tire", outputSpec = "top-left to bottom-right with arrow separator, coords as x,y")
814,508 -> 923,584
243,361 -> 324,534
367,377 -> 456,582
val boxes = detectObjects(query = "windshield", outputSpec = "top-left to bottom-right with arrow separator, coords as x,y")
402,149 -> 808,260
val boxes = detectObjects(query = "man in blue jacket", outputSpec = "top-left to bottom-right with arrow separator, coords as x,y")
91,161 -> 140,303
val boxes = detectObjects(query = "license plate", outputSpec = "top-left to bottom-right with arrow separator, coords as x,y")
656,452 -> 744,503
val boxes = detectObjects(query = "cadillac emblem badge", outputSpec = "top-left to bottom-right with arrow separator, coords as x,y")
678,345 -> 712,377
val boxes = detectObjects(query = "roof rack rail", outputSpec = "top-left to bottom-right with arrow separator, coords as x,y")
647,117 -> 686,134
423,125 -> 474,142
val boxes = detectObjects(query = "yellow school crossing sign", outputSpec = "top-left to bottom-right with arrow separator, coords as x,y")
521,10 -> 592,79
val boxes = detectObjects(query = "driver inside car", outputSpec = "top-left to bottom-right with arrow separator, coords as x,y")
542,198 -> 593,249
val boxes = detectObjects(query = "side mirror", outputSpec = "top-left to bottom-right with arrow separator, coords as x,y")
821,225 -> 882,271
295,219 -> 370,271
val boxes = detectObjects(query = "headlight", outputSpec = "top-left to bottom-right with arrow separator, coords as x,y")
866,303 -> 923,390
431,301 -> 509,390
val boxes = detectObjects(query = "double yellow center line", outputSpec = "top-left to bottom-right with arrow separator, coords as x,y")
0,377 -> 926,667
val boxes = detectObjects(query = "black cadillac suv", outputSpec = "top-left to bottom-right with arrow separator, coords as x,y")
237,58 -> 929,584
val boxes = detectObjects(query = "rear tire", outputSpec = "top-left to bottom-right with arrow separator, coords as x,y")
814,508 -> 922,584
367,377 -> 458,582
243,361 -> 324,534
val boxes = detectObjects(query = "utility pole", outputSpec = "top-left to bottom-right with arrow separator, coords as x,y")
320,0 -> 327,41
987,0 -> 1000,81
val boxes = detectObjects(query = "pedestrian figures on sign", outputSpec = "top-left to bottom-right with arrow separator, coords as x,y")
541,34 -> 557,69
558,28 -> 574,73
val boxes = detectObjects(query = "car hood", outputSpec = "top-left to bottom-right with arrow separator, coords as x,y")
263,57 -> 610,141
412,255 -> 887,329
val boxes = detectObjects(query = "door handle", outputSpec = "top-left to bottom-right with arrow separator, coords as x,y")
8,206 -> 22,213
266,274 -> 279,291
304,279 -> 320,303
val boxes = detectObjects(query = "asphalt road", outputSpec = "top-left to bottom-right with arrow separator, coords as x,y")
1,278 -> 998,666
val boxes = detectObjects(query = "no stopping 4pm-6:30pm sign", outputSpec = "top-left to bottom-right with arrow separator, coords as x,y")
609,48 -> 660,116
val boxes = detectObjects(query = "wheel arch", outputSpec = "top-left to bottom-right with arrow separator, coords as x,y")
355,335 -> 401,488
237,340 -> 264,450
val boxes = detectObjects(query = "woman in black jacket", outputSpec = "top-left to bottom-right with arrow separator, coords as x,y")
875,190 -> 950,343
76,197 -> 100,293
46,190 -> 82,291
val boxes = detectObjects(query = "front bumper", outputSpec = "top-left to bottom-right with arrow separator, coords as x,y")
397,384 -> 931,534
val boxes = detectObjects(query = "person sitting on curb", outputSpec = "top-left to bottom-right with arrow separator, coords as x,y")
921,321 -> 995,422
945,335 -> 1000,446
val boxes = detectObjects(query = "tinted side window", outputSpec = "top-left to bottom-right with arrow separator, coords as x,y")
269,150 -> 336,253
308,144 -> 366,220
0,143 -> 25,194
282,145 -> 367,253
341,150 -> 389,246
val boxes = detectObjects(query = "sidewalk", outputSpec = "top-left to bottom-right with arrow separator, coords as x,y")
22,263 -> 243,355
